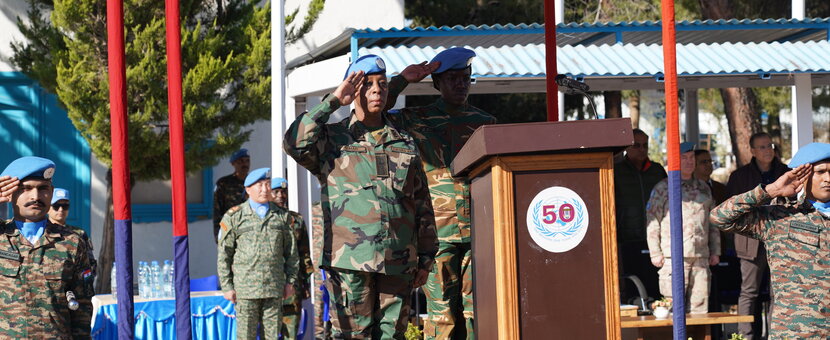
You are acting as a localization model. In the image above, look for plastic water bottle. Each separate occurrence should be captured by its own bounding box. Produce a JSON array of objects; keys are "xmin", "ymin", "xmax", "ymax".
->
[
  {"xmin": 150, "ymin": 261, "xmax": 161, "ymax": 298},
  {"xmin": 110, "ymin": 262, "xmax": 117, "ymax": 298},
  {"xmin": 162, "ymin": 260, "xmax": 173, "ymax": 298},
  {"xmin": 138, "ymin": 261, "xmax": 147, "ymax": 298}
]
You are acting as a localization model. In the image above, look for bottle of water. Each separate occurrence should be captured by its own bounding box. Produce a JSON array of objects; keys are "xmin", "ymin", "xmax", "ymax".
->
[
  {"xmin": 150, "ymin": 261, "xmax": 161, "ymax": 298},
  {"xmin": 110, "ymin": 262, "xmax": 117, "ymax": 298},
  {"xmin": 162, "ymin": 260, "xmax": 173, "ymax": 298},
  {"xmin": 137, "ymin": 261, "xmax": 147, "ymax": 298}
]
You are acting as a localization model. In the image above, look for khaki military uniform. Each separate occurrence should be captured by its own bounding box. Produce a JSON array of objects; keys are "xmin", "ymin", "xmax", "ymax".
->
[
  {"xmin": 0, "ymin": 220, "xmax": 94, "ymax": 339},
  {"xmin": 710, "ymin": 185, "xmax": 830, "ymax": 338},
  {"xmin": 284, "ymin": 94, "xmax": 438, "ymax": 339},
  {"xmin": 213, "ymin": 174, "xmax": 246, "ymax": 242},
  {"xmin": 217, "ymin": 202, "xmax": 299, "ymax": 340},
  {"xmin": 646, "ymin": 178, "xmax": 721, "ymax": 313},
  {"xmin": 387, "ymin": 75, "xmax": 495, "ymax": 339}
]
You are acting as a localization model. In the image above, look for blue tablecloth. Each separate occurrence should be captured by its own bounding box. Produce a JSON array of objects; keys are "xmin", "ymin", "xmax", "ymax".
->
[{"xmin": 91, "ymin": 294, "xmax": 236, "ymax": 340}]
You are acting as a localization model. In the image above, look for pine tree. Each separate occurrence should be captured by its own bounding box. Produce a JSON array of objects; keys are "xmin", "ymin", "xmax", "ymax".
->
[{"xmin": 11, "ymin": 0, "xmax": 272, "ymax": 292}]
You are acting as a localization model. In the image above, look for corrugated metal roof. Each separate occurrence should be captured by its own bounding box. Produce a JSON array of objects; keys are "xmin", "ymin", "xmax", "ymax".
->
[
  {"xmin": 360, "ymin": 40, "xmax": 830, "ymax": 78},
  {"xmin": 352, "ymin": 18, "xmax": 830, "ymax": 49}
]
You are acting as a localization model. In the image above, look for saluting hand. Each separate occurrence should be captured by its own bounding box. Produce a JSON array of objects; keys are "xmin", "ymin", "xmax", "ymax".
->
[
  {"xmin": 0, "ymin": 176, "xmax": 19, "ymax": 204},
  {"xmin": 400, "ymin": 61, "xmax": 441, "ymax": 83},
  {"xmin": 766, "ymin": 164, "xmax": 811, "ymax": 198},
  {"xmin": 333, "ymin": 71, "xmax": 365, "ymax": 106}
]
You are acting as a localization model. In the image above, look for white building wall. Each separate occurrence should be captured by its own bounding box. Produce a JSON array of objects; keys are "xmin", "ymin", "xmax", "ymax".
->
[{"xmin": 0, "ymin": 1, "xmax": 29, "ymax": 72}]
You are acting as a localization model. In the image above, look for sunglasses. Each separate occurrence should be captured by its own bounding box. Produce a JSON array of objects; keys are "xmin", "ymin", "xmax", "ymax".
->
[{"xmin": 51, "ymin": 203, "xmax": 70, "ymax": 211}]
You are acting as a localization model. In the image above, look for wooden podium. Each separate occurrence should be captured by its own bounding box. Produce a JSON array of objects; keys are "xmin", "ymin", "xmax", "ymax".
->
[{"xmin": 452, "ymin": 118, "xmax": 633, "ymax": 339}]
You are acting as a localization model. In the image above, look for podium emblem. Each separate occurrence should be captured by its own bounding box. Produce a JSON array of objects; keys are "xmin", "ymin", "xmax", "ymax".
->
[{"xmin": 526, "ymin": 186, "xmax": 589, "ymax": 253}]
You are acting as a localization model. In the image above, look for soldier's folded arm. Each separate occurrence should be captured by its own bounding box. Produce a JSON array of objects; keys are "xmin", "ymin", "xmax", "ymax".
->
[
  {"xmin": 70, "ymin": 237, "xmax": 94, "ymax": 338},
  {"xmin": 216, "ymin": 214, "xmax": 237, "ymax": 293},
  {"xmin": 709, "ymin": 184, "xmax": 774, "ymax": 241},
  {"xmin": 283, "ymin": 94, "xmax": 342, "ymax": 175}
]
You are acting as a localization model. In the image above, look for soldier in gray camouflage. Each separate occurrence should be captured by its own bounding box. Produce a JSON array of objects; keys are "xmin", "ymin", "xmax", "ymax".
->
[
  {"xmin": 284, "ymin": 54, "xmax": 438, "ymax": 339},
  {"xmin": 646, "ymin": 142, "xmax": 720, "ymax": 313},
  {"xmin": 710, "ymin": 142, "xmax": 830, "ymax": 339},
  {"xmin": 0, "ymin": 157, "xmax": 94, "ymax": 339},
  {"xmin": 213, "ymin": 149, "xmax": 250, "ymax": 243},
  {"xmin": 217, "ymin": 168, "xmax": 299, "ymax": 340},
  {"xmin": 271, "ymin": 177, "xmax": 313, "ymax": 340}
]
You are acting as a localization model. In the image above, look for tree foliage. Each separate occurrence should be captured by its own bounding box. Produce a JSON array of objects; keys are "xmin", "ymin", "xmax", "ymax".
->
[{"xmin": 11, "ymin": 0, "xmax": 272, "ymax": 181}]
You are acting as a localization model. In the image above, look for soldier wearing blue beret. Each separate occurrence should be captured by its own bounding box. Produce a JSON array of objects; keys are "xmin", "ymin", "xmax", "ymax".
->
[
  {"xmin": 0, "ymin": 156, "xmax": 94, "ymax": 338},
  {"xmin": 383, "ymin": 47, "xmax": 497, "ymax": 339},
  {"xmin": 49, "ymin": 187, "xmax": 98, "ymax": 285},
  {"xmin": 284, "ymin": 54, "xmax": 438, "ymax": 339},
  {"xmin": 217, "ymin": 168, "xmax": 300, "ymax": 340},
  {"xmin": 711, "ymin": 143, "xmax": 830, "ymax": 338},
  {"xmin": 268, "ymin": 177, "xmax": 313, "ymax": 340},
  {"xmin": 213, "ymin": 148, "xmax": 251, "ymax": 243}
]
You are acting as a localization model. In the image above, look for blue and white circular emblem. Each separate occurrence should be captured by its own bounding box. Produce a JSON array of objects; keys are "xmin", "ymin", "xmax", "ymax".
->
[{"xmin": 526, "ymin": 186, "xmax": 589, "ymax": 253}]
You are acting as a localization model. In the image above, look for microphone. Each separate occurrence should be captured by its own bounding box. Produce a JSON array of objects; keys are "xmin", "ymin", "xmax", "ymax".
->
[
  {"xmin": 66, "ymin": 291, "xmax": 79, "ymax": 311},
  {"xmin": 555, "ymin": 75, "xmax": 590, "ymax": 94}
]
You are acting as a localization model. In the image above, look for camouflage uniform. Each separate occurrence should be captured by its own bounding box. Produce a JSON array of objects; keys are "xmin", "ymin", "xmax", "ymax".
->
[
  {"xmin": 646, "ymin": 178, "xmax": 721, "ymax": 313},
  {"xmin": 710, "ymin": 185, "xmax": 830, "ymax": 338},
  {"xmin": 280, "ymin": 210, "xmax": 313, "ymax": 339},
  {"xmin": 283, "ymin": 94, "xmax": 438, "ymax": 339},
  {"xmin": 62, "ymin": 224, "xmax": 97, "ymax": 281},
  {"xmin": 310, "ymin": 202, "xmax": 332, "ymax": 339},
  {"xmin": 213, "ymin": 174, "xmax": 246, "ymax": 242},
  {"xmin": 217, "ymin": 202, "xmax": 299, "ymax": 340},
  {"xmin": 0, "ymin": 220, "xmax": 94, "ymax": 339},
  {"xmin": 387, "ymin": 75, "xmax": 496, "ymax": 339}
]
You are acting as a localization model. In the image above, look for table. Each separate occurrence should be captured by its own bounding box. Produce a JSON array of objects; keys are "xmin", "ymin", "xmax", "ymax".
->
[
  {"xmin": 91, "ymin": 291, "xmax": 236, "ymax": 339},
  {"xmin": 621, "ymin": 312, "xmax": 753, "ymax": 340}
]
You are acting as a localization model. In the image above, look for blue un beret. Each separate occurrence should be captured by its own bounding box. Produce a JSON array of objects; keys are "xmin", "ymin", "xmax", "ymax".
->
[
  {"xmin": 52, "ymin": 188, "xmax": 70, "ymax": 205},
  {"xmin": 680, "ymin": 142, "xmax": 696, "ymax": 154},
  {"xmin": 788, "ymin": 142, "xmax": 830, "ymax": 168},
  {"xmin": 1, "ymin": 156, "xmax": 56, "ymax": 181},
  {"xmin": 244, "ymin": 168, "xmax": 271, "ymax": 187},
  {"xmin": 344, "ymin": 55, "xmax": 386, "ymax": 80},
  {"xmin": 271, "ymin": 177, "xmax": 287, "ymax": 190},
  {"xmin": 431, "ymin": 47, "xmax": 476, "ymax": 74},
  {"xmin": 230, "ymin": 149, "xmax": 249, "ymax": 163}
]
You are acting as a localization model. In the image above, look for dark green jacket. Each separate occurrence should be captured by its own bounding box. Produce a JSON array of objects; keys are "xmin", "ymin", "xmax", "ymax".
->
[{"xmin": 614, "ymin": 157, "xmax": 667, "ymax": 243}]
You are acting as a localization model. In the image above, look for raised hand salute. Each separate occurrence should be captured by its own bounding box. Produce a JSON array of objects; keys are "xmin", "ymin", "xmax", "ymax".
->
[
  {"xmin": 765, "ymin": 163, "xmax": 811, "ymax": 198},
  {"xmin": 399, "ymin": 61, "xmax": 441, "ymax": 83},
  {"xmin": 333, "ymin": 70, "xmax": 365, "ymax": 106},
  {"xmin": 0, "ymin": 175, "xmax": 19, "ymax": 204}
]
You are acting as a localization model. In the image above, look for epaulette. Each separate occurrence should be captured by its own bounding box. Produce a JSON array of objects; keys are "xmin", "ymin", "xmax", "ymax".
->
[{"xmin": 227, "ymin": 205, "xmax": 242, "ymax": 215}]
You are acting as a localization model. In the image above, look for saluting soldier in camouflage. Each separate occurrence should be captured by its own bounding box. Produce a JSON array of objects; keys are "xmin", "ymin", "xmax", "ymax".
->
[
  {"xmin": 271, "ymin": 177, "xmax": 313, "ymax": 340},
  {"xmin": 49, "ymin": 188, "xmax": 97, "ymax": 281},
  {"xmin": 0, "ymin": 157, "xmax": 95, "ymax": 339},
  {"xmin": 284, "ymin": 54, "xmax": 438, "ymax": 339},
  {"xmin": 647, "ymin": 143, "xmax": 721, "ymax": 313},
  {"xmin": 218, "ymin": 168, "xmax": 299, "ymax": 340},
  {"xmin": 213, "ymin": 149, "xmax": 250, "ymax": 243},
  {"xmin": 310, "ymin": 201, "xmax": 332, "ymax": 339},
  {"xmin": 710, "ymin": 142, "xmax": 830, "ymax": 339},
  {"xmin": 386, "ymin": 47, "xmax": 496, "ymax": 339}
]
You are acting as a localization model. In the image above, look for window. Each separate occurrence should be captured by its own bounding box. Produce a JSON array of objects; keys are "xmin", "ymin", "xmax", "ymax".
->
[{"xmin": 131, "ymin": 168, "xmax": 213, "ymax": 223}]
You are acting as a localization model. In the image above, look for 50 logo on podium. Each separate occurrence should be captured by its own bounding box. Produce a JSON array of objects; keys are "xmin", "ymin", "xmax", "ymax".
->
[{"xmin": 526, "ymin": 186, "xmax": 590, "ymax": 253}]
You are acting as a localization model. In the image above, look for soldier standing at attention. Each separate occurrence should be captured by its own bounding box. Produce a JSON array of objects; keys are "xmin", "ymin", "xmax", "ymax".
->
[
  {"xmin": 213, "ymin": 148, "xmax": 251, "ymax": 243},
  {"xmin": 711, "ymin": 142, "xmax": 830, "ymax": 338},
  {"xmin": 284, "ymin": 54, "xmax": 438, "ymax": 339},
  {"xmin": 271, "ymin": 177, "xmax": 313, "ymax": 339},
  {"xmin": 217, "ymin": 168, "xmax": 299, "ymax": 340},
  {"xmin": 0, "ymin": 157, "xmax": 94, "ymax": 338},
  {"xmin": 725, "ymin": 132, "xmax": 788, "ymax": 340},
  {"xmin": 308, "ymin": 201, "xmax": 332, "ymax": 340},
  {"xmin": 386, "ymin": 47, "xmax": 496, "ymax": 339},
  {"xmin": 647, "ymin": 142, "xmax": 721, "ymax": 313},
  {"xmin": 49, "ymin": 188, "xmax": 97, "ymax": 284}
]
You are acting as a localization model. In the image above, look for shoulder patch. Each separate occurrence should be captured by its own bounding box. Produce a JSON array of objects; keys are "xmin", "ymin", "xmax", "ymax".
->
[{"xmin": 220, "ymin": 221, "xmax": 230, "ymax": 232}]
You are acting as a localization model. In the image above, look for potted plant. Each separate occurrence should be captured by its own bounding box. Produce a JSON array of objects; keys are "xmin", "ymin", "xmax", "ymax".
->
[{"xmin": 651, "ymin": 297, "xmax": 672, "ymax": 319}]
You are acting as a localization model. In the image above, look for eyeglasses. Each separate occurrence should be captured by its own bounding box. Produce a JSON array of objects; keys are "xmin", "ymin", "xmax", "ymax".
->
[
  {"xmin": 752, "ymin": 143, "xmax": 775, "ymax": 151},
  {"xmin": 51, "ymin": 203, "xmax": 70, "ymax": 211}
]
